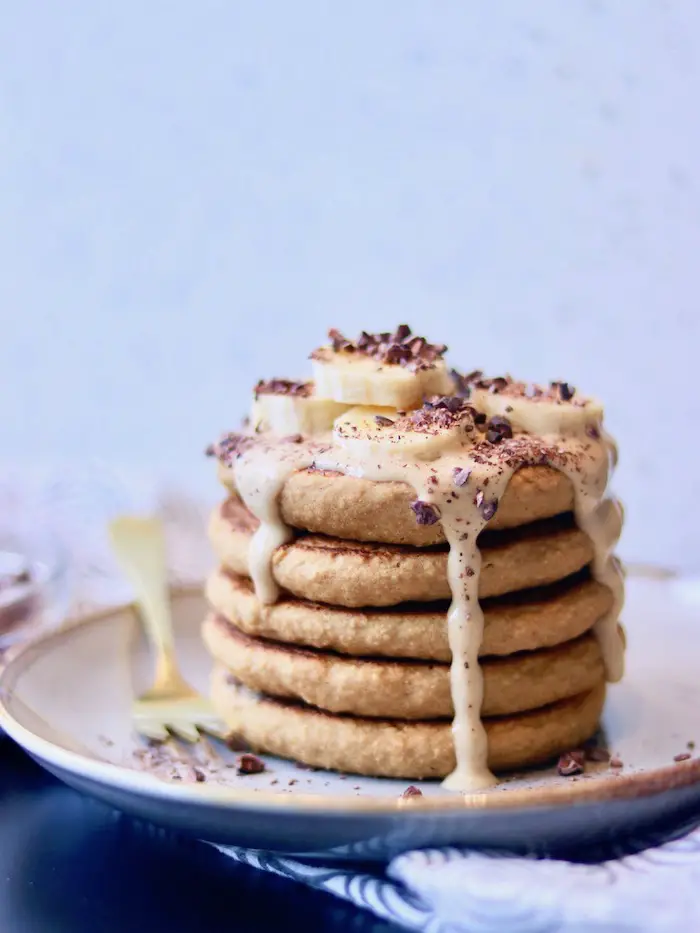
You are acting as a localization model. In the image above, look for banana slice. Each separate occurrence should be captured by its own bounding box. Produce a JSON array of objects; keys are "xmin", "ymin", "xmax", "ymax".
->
[
  {"xmin": 333, "ymin": 399, "xmax": 475, "ymax": 461},
  {"xmin": 470, "ymin": 378, "xmax": 603, "ymax": 436},
  {"xmin": 251, "ymin": 379, "xmax": 349, "ymax": 436},
  {"xmin": 311, "ymin": 326, "xmax": 453, "ymax": 408}
]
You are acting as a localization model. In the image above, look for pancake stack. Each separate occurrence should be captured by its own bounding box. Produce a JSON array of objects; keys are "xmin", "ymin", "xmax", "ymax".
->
[{"xmin": 203, "ymin": 326, "xmax": 624, "ymax": 787}]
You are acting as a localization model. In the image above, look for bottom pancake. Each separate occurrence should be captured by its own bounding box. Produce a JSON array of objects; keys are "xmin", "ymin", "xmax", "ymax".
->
[{"xmin": 211, "ymin": 666, "xmax": 605, "ymax": 779}]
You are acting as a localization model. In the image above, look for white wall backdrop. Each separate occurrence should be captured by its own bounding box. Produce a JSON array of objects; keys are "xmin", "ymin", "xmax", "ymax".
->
[{"xmin": 0, "ymin": 1, "xmax": 698, "ymax": 569}]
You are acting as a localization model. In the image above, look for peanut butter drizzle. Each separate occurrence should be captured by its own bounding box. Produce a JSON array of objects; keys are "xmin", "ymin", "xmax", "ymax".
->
[
  {"xmin": 231, "ymin": 418, "xmax": 624, "ymax": 792},
  {"xmin": 234, "ymin": 441, "xmax": 314, "ymax": 605}
]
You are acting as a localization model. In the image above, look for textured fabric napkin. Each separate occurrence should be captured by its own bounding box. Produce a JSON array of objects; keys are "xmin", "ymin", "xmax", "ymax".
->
[
  {"xmin": 217, "ymin": 825, "xmax": 700, "ymax": 932},
  {"xmin": 2, "ymin": 464, "xmax": 699, "ymax": 933}
]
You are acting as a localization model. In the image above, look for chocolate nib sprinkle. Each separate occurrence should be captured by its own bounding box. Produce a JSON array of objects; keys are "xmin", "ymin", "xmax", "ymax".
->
[
  {"xmin": 451, "ymin": 369, "xmax": 485, "ymax": 392},
  {"xmin": 384, "ymin": 343, "xmax": 413, "ymax": 364},
  {"xmin": 551, "ymin": 381, "xmax": 576, "ymax": 401},
  {"xmin": 374, "ymin": 415, "xmax": 395, "ymax": 427},
  {"xmin": 557, "ymin": 751, "xmax": 585, "ymax": 776},
  {"xmin": 236, "ymin": 753, "xmax": 266, "ymax": 775},
  {"xmin": 450, "ymin": 369, "xmax": 471, "ymax": 398},
  {"xmin": 452, "ymin": 467, "xmax": 471, "ymax": 487},
  {"xmin": 410, "ymin": 500, "xmax": 441, "ymax": 525},
  {"xmin": 328, "ymin": 328, "xmax": 354, "ymax": 352},
  {"xmin": 485, "ymin": 416, "xmax": 513, "ymax": 444},
  {"xmin": 426, "ymin": 395, "xmax": 462, "ymax": 413},
  {"xmin": 480, "ymin": 499, "xmax": 499, "ymax": 521},
  {"xmin": 423, "ymin": 395, "xmax": 468, "ymax": 414},
  {"xmin": 400, "ymin": 785, "xmax": 423, "ymax": 798},
  {"xmin": 488, "ymin": 376, "xmax": 509, "ymax": 394},
  {"xmin": 674, "ymin": 752, "xmax": 692, "ymax": 762}
]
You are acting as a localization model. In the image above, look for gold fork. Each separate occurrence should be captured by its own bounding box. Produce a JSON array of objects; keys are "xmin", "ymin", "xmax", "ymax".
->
[{"xmin": 109, "ymin": 515, "xmax": 226, "ymax": 743}]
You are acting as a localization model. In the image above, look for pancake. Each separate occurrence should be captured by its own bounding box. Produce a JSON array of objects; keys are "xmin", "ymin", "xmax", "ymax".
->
[
  {"xmin": 211, "ymin": 666, "xmax": 606, "ymax": 778},
  {"xmin": 209, "ymin": 499, "xmax": 597, "ymax": 607},
  {"xmin": 206, "ymin": 568, "xmax": 613, "ymax": 661},
  {"xmin": 218, "ymin": 460, "xmax": 576, "ymax": 546},
  {"xmin": 202, "ymin": 615, "xmax": 604, "ymax": 719}
]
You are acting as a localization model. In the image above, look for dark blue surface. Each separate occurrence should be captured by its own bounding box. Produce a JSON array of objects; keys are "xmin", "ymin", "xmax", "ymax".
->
[{"xmin": 0, "ymin": 740, "xmax": 399, "ymax": 933}]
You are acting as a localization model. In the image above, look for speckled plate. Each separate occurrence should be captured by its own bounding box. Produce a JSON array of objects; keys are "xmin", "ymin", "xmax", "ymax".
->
[{"xmin": 1, "ymin": 574, "xmax": 700, "ymax": 860}]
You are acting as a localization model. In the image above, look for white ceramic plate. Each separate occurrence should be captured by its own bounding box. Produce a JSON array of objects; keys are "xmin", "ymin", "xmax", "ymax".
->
[{"xmin": 1, "ymin": 575, "xmax": 700, "ymax": 860}]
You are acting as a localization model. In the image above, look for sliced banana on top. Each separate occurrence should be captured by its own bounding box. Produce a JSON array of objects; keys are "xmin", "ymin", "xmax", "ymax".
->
[
  {"xmin": 251, "ymin": 379, "xmax": 350, "ymax": 436},
  {"xmin": 311, "ymin": 325, "xmax": 454, "ymax": 409},
  {"xmin": 333, "ymin": 398, "xmax": 476, "ymax": 462},
  {"xmin": 468, "ymin": 377, "xmax": 603, "ymax": 437}
]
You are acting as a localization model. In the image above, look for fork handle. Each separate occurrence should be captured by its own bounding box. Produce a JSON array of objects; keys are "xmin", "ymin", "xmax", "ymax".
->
[
  {"xmin": 135, "ymin": 572, "xmax": 181, "ymax": 684},
  {"xmin": 110, "ymin": 518, "xmax": 183, "ymax": 685}
]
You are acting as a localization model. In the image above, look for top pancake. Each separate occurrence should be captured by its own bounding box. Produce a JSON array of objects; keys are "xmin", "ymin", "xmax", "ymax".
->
[{"xmin": 218, "ymin": 460, "xmax": 574, "ymax": 546}]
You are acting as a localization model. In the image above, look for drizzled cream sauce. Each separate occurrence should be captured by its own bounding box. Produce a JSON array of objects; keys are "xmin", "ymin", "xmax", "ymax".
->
[{"xmin": 231, "ymin": 419, "xmax": 624, "ymax": 792}]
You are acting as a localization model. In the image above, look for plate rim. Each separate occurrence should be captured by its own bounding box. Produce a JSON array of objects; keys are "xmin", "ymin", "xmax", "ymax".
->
[{"xmin": 2, "ymin": 576, "xmax": 700, "ymax": 815}]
